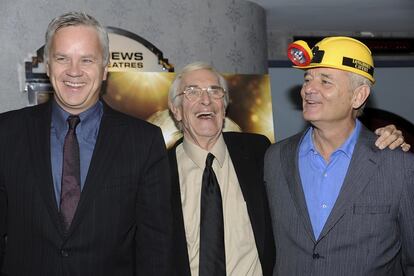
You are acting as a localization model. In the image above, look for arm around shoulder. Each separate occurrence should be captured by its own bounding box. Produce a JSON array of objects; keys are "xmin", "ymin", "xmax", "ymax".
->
[{"xmin": 0, "ymin": 175, "xmax": 6, "ymax": 271}]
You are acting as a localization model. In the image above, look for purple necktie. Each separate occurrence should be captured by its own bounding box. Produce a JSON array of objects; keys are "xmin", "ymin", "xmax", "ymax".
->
[
  {"xmin": 199, "ymin": 153, "xmax": 226, "ymax": 276},
  {"xmin": 60, "ymin": 115, "xmax": 81, "ymax": 231}
]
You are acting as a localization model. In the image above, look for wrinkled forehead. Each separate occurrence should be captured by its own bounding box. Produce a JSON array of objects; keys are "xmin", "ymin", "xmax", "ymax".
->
[
  {"xmin": 180, "ymin": 69, "xmax": 220, "ymax": 89},
  {"xmin": 305, "ymin": 67, "xmax": 349, "ymax": 80},
  {"xmin": 51, "ymin": 25, "xmax": 102, "ymax": 53}
]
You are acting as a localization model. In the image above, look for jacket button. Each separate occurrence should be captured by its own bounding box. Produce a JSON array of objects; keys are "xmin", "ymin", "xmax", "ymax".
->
[
  {"xmin": 61, "ymin": 249, "xmax": 69, "ymax": 257},
  {"xmin": 312, "ymin": 253, "xmax": 320, "ymax": 259}
]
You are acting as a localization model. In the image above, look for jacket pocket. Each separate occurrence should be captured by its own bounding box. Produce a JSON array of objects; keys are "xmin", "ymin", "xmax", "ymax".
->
[{"xmin": 353, "ymin": 204, "xmax": 391, "ymax": 214}]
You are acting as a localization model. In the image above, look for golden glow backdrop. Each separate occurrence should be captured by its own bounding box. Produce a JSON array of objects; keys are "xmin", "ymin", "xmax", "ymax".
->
[{"xmin": 103, "ymin": 72, "xmax": 275, "ymax": 148}]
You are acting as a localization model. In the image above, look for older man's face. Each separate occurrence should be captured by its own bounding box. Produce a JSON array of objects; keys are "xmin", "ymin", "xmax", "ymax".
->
[
  {"xmin": 300, "ymin": 67, "xmax": 358, "ymax": 127},
  {"xmin": 172, "ymin": 69, "xmax": 226, "ymax": 147}
]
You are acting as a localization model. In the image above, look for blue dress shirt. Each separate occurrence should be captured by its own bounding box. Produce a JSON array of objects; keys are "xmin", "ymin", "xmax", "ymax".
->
[
  {"xmin": 298, "ymin": 120, "xmax": 361, "ymax": 239},
  {"xmin": 50, "ymin": 100, "xmax": 103, "ymax": 208}
]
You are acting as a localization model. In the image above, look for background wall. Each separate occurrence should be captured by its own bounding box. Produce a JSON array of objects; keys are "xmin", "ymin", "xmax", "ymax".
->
[
  {"xmin": 267, "ymin": 30, "xmax": 414, "ymax": 60},
  {"xmin": 1, "ymin": 0, "xmax": 412, "ymax": 142},
  {"xmin": 269, "ymin": 66, "xmax": 414, "ymax": 141},
  {"xmin": 0, "ymin": 0, "xmax": 267, "ymax": 113}
]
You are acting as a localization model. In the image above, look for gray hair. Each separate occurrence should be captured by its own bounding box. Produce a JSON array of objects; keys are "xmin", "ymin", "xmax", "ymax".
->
[
  {"xmin": 168, "ymin": 61, "xmax": 230, "ymax": 108},
  {"xmin": 348, "ymin": 72, "xmax": 373, "ymax": 117},
  {"xmin": 43, "ymin": 11, "xmax": 109, "ymax": 66}
]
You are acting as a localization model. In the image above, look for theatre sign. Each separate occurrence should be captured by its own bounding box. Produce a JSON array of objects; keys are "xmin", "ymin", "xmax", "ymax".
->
[{"xmin": 106, "ymin": 27, "xmax": 173, "ymax": 72}]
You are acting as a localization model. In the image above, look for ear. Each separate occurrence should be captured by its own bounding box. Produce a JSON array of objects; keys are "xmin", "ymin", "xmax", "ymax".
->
[
  {"xmin": 168, "ymin": 100, "xmax": 182, "ymax": 122},
  {"xmin": 102, "ymin": 65, "xmax": 108, "ymax": 81},
  {"xmin": 352, "ymin": 85, "xmax": 370, "ymax": 109},
  {"xmin": 46, "ymin": 62, "xmax": 50, "ymax": 77}
]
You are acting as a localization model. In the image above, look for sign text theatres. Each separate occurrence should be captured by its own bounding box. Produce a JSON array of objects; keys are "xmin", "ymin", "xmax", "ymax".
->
[{"xmin": 109, "ymin": 52, "xmax": 143, "ymax": 69}]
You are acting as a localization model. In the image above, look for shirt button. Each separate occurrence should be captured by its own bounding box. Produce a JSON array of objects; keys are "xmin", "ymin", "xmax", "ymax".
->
[
  {"xmin": 324, "ymin": 173, "xmax": 328, "ymax": 177},
  {"xmin": 61, "ymin": 249, "xmax": 69, "ymax": 257},
  {"xmin": 313, "ymin": 253, "xmax": 320, "ymax": 259},
  {"xmin": 322, "ymin": 204, "xmax": 328, "ymax": 209}
]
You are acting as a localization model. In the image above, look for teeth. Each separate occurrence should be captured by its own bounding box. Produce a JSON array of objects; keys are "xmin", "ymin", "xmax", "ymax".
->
[
  {"xmin": 64, "ymin": 81, "xmax": 85, "ymax": 88},
  {"xmin": 196, "ymin": 111, "xmax": 214, "ymax": 118}
]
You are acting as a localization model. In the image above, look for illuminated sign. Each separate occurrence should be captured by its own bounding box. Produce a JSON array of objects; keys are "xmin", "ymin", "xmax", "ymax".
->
[{"xmin": 107, "ymin": 27, "xmax": 173, "ymax": 72}]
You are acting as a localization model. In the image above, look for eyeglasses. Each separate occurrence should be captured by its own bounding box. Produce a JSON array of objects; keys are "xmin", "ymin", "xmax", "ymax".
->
[{"xmin": 176, "ymin": 85, "xmax": 226, "ymax": 102}]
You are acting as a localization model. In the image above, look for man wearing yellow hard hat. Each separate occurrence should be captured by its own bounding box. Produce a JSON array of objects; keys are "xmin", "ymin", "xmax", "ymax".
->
[{"xmin": 264, "ymin": 36, "xmax": 414, "ymax": 275}]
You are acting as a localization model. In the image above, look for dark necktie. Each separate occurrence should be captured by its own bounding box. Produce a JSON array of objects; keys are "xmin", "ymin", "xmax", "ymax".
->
[
  {"xmin": 60, "ymin": 115, "xmax": 81, "ymax": 231},
  {"xmin": 199, "ymin": 153, "xmax": 226, "ymax": 276}
]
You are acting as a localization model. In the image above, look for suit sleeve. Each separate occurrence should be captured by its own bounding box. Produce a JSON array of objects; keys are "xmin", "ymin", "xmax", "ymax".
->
[
  {"xmin": 0, "ymin": 171, "xmax": 6, "ymax": 271},
  {"xmin": 135, "ymin": 127, "xmax": 173, "ymax": 275},
  {"xmin": 400, "ymin": 154, "xmax": 414, "ymax": 275}
]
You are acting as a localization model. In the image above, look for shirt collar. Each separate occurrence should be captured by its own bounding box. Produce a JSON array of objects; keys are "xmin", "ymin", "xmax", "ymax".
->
[
  {"xmin": 51, "ymin": 100, "xmax": 103, "ymax": 141},
  {"xmin": 299, "ymin": 128, "xmax": 314, "ymax": 157},
  {"xmin": 182, "ymin": 134, "xmax": 226, "ymax": 169},
  {"xmin": 300, "ymin": 120, "xmax": 362, "ymax": 159},
  {"xmin": 339, "ymin": 119, "xmax": 361, "ymax": 158}
]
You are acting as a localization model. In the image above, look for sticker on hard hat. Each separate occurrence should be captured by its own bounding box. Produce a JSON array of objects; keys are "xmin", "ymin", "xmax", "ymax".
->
[
  {"xmin": 310, "ymin": 47, "xmax": 324, "ymax": 64},
  {"xmin": 342, "ymin": 57, "xmax": 374, "ymax": 76}
]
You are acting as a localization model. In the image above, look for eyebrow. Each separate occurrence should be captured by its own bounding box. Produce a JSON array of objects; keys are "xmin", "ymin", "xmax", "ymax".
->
[
  {"xmin": 53, "ymin": 53, "xmax": 67, "ymax": 57},
  {"xmin": 53, "ymin": 52, "xmax": 97, "ymax": 59},
  {"xmin": 320, "ymin": 73, "xmax": 333, "ymax": 79}
]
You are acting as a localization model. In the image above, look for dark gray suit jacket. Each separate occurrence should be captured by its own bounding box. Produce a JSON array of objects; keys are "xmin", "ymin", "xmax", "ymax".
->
[
  {"xmin": 264, "ymin": 126, "xmax": 414, "ymax": 276},
  {"xmin": 0, "ymin": 101, "xmax": 173, "ymax": 276}
]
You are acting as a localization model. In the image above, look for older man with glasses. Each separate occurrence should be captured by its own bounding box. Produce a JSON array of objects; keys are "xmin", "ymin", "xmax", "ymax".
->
[{"xmin": 167, "ymin": 61, "xmax": 275, "ymax": 276}]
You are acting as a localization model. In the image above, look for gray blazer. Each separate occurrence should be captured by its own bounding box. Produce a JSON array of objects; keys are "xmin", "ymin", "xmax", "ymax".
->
[{"xmin": 264, "ymin": 126, "xmax": 414, "ymax": 276}]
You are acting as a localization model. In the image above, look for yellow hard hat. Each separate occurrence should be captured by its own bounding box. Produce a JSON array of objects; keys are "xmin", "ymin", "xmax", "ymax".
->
[{"xmin": 287, "ymin": 36, "xmax": 375, "ymax": 83}]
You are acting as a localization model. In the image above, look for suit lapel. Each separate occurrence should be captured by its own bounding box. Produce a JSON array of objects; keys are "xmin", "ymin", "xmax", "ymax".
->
[
  {"xmin": 281, "ymin": 132, "xmax": 316, "ymax": 242},
  {"xmin": 168, "ymin": 138, "xmax": 191, "ymax": 276},
  {"xmin": 28, "ymin": 102, "xmax": 63, "ymax": 233},
  {"xmin": 319, "ymin": 127, "xmax": 380, "ymax": 239},
  {"xmin": 67, "ymin": 103, "xmax": 127, "ymax": 235},
  {"xmin": 223, "ymin": 133, "xmax": 267, "ymax": 257}
]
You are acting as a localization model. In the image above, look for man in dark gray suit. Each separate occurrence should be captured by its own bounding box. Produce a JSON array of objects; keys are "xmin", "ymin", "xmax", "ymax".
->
[
  {"xmin": 264, "ymin": 36, "xmax": 414, "ymax": 276},
  {"xmin": 0, "ymin": 12, "xmax": 172, "ymax": 276}
]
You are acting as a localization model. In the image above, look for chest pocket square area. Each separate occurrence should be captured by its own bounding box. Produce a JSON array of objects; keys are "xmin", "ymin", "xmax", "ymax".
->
[{"xmin": 353, "ymin": 204, "xmax": 391, "ymax": 215}]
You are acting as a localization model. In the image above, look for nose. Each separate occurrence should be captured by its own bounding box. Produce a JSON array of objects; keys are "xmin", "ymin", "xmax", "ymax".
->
[
  {"xmin": 199, "ymin": 89, "xmax": 212, "ymax": 105},
  {"xmin": 66, "ymin": 60, "xmax": 82, "ymax": 77},
  {"xmin": 303, "ymin": 79, "xmax": 318, "ymax": 95}
]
